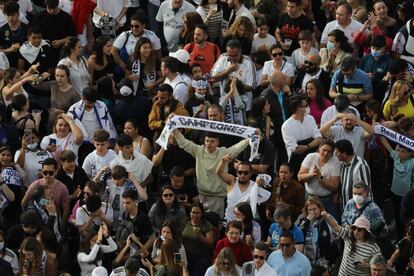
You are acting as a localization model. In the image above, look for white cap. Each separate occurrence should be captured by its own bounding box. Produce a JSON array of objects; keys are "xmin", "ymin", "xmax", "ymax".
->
[
  {"xmin": 91, "ymin": 266, "xmax": 108, "ymax": 276},
  {"xmin": 169, "ymin": 49, "xmax": 190, "ymax": 64},
  {"xmin": 119, "ymin": 85, "xmax": 133, "ymax": 96}
]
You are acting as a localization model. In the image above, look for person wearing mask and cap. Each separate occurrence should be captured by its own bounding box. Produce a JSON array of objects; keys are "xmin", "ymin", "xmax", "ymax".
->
[
  {"xmin": 320, "ymin": 93, "xmax": 360, "ymax": 126},
  {"xmin": 113, "ymin": 78, "xmax": 151, "ymax": 136},
  {"xmin": 185, "ymin": 78, "xmax": 215, "ymax": 118}
]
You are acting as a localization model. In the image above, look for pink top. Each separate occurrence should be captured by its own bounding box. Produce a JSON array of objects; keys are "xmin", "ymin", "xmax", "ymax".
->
[
  {"xmin": 309, "ymin": 98, "xmax": 332, "ymax": 125},
  {"xmin": 26, "ymin": 179, "xmax": 70, "ymax": 215}
]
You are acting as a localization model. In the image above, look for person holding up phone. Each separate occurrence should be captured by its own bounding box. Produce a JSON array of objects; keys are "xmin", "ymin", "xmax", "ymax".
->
[
  {"xmin": 321, "ymin": 211, "xmax": 380, "ymax": 276},
  {"xmin": 40, "ymin": 113, "xmax": 84, "ymax": 163}
]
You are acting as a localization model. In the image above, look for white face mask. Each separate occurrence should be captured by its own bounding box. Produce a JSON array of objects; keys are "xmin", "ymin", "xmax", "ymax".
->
[
  {"xmin": 304, "ymin": 106, "xmax": 310, "ymax": 116},
  {"xmin": 353, "ymin": 194, "xmax": 365, "ymax": 205}
]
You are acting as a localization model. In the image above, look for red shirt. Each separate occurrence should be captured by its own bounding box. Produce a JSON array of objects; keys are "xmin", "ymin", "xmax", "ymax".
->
[
  {"xmin": 213, "ymin": 237, "xmax": 253, "ymax": 266},
  {"xmin": 184, "ymin": 42, "xmax": 221, "ymax": 74}
]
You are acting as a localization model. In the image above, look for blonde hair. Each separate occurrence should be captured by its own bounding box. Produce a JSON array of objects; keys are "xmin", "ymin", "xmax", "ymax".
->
[
  {"xmin": 227, "ymin": 16, "xmax": 255, "ymax": 40},
  {"xmin": 389, "ymin": 80, "xmax": 411, "ymax": 118},
  {"xmin": 302, "ymin": 196, "xmax": 325, "ymax": 217},
  {"xmin": 213, "ymin": 248, "xmax": 238, "ymax": 276}
]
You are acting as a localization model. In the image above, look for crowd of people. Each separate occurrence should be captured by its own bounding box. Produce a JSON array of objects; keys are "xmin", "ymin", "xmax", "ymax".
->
[{"xmin": 0, "ymin": 0, "xmax": 413, "ymax": 275}]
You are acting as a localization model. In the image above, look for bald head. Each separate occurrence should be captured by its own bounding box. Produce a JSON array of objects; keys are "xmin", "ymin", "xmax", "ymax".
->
[
  {"xmin": 269, "ymin": 71, "xmax": 285, "ymax": 90},
  {"xmin": 307, "ymin": 54, "xmax": 321, "ymax": 66}
]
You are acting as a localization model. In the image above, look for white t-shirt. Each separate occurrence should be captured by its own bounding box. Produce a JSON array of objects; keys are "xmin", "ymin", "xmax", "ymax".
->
[
  {"xmin": 110, "ymin": 152, "xmax": 153, "ymax": 184},
  {"xmin": 82, "ymin": 149, "xmax": 117, "ymax": 178},
  {"xmin": 252, "ymin": 33, "xmax": 277, "ymax": 54},
  {"xmin": 18, "ymin": 0, "xmax": 32, "ymax": 16},
  {"xmin": 156, "ymin": 0, "xmax": 196, "ymax": 51},
  {"xmin": 113, "ymin": 30, "xmax": 161, "ymax": 56},
  {"xmin": 211, "ymin": 53, "xmax": 256, "ymax": 110},
  {"xmin": 14, "ymin": 149, "xmax": 52, "ymax": 186},
  {"xmin": 0, "ymin": 51, "xmax": 9, "ymax": 70},
  {"xmin": 40, "ymin": 133, "xmax": 81, "ymax": 160},
  {"xmin": 92, "ymin": 0, "xmax": 131, "ymax": 27},
  {"xmin": 75, "ymin": 203, "xmax": 114, "ymax": 226},
  {"xmin": 291, "ymin": 47, "xmax": 319, "ymax": 69},
  {"xmin": 320, "ymin": 19, "xmax": 363, "ymax": 45},
  {"xmin": 59, "ymin": 0, "xmax": 73, "ymax": 14},
  {"xmin": 205, "ymin": 266, "xmax": 242, "ymax": 276},
  {"xmin": 81, "ymin": 110, "xmax": 101, "ymax": 142},
  {"xmin": 164, "ymin": 74, "xmax": 189, "ymax": 105},
  {"xmin": 57, "ymin": 57, "xmax": 89, "ymax": 95},
  {"xmin": 281, "ymin": 115, "xmax": 322, "ymax": 159},
  {"xmin": 262, "ymin": 60, "xmax": 295, "ymax": 79},
  {"xmin": 301, "ymin": 152, "xmax": 341, "ymax": 197}
]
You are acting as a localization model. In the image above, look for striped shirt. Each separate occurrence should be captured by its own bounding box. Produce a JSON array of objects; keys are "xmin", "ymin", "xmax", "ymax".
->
[
  {"xmin": 340, "ymin": 154, "xmax": 371, "ymax": 210},
  {"xmin": 337, "ymin": 227, "xmax": 380, "ymax": 276}
]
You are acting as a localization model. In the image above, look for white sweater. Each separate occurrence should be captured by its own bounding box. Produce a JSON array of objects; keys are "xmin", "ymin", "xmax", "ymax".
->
[{"xmin": 77, "ymin": 237, "xmax": 117, "ymax": 276}]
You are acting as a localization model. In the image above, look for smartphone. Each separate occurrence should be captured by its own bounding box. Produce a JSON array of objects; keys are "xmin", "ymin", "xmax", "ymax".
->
[
  {"xmin": 49, "ymin": 138, "xmax": 56, "ymax": 145},
  {"xmin": 174, "ymin": 253, "xmax": 182, "ymax": 264}
]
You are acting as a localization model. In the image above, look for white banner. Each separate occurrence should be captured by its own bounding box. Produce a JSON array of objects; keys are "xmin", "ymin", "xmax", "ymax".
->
[
  {"xmin": 156, "ymin": 116, "xmax": 260, "ymax": 161},
  {"xmin": 374, "ymin": 124, "xmax": 414, "ymax": 151}
]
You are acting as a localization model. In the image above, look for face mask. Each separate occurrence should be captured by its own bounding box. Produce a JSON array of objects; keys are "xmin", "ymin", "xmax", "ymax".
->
[
  {"xmin": 353, "ymin": 194, "xmax": 365, "ymax": 205},
  {"xmin": 194, "ymin": 92, "xmax": 205, "ymax": 99},
  {"xmin": 371, "ymin": 50, "xmax": 382, "ymax": 58},
  {"xmin": 27, "ymin": 143, "xmax": 37, "ymax": 151},
  {"xmin": 327, "ymin": 41, "xmax": 335, "ymax": 51},
  {"xmin": 0, "ymin": 241, "xmax": 4, "ymax": 251},
  {"xmin": 304, "ymin": 106, "xmax": 310, "ymax": 116}
]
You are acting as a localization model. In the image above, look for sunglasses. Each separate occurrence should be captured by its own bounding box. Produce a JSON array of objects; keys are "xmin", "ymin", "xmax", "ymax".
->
[
  {"xmin": 304, "ymin": 60, "xmax": 315, "ymax": 66},
  {"xmin": 162, "ymin": 193, "xmax": 174, "ymax": 198},
  {"xmin": 131, "ymin": 24, "xmax": 141, "ymax": 28},
  {"xmin": 42, "ymin": 170, "xmax": 55, "ymax": 176},
  {"xmin": 351, "ymin": 226, "xmax": 364, "ymax": 232},
  {"xmin": 237, "ymin": 170, "xmax": 249, "ymax": 175},
  {"xmin": 253, "ymin": 255, "xmax": 265, "ymax": 260},
  {"xmin": 222, "ymin": 261, "xmax": 230, "ymax": 266},
  {"xmin": 272, "ymin": 52, "xmax": 283, "ymax": 57}
]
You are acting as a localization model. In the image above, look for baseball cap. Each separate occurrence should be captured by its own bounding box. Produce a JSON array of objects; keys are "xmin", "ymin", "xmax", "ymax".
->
[
  {"xmin": 91, "ymin": 266, "xmax": 108, "ymax": 276},
  {"xmin": 169, "ymin": 49, "xmax": 190, "ymax": 64},
  {"xmin": 118, "ymin": 78, "xmax": 134, "ymax": 96}
]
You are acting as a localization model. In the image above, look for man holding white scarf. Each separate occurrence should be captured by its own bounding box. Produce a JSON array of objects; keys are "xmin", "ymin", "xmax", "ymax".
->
[{"xmin": 173, "ymin": 128, "xmax": 251, "ymax": 218}]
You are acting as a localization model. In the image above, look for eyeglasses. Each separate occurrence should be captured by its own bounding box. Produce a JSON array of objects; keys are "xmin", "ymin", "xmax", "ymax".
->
[
  {"xmin": 351, "ymin": 226, "xmax": 364, "ymax": 232},
  {"xmin": 42, "ymin": 170, "xmax": 55, "ymax": 176},
  {"xmin": 237, "ymin": 170, "xmax": 250, "ymax": 175},
  {"xmin": 279, "ymin": 243, "xmax": 291, "ymax": 248},
  {"xmin": 162, "ymin": 193, "xmax": 174, "ymax": 198},
  {"xmin": 304, "ymin": 60, "xmax": 315, "ymax": 66},
  {"xmin": 253, "ymin": 255, "xmax": 265, "ymax": 260},
  {"xmin": 272, "ymin": 52, "xmax": 283, "ymax": 57}
]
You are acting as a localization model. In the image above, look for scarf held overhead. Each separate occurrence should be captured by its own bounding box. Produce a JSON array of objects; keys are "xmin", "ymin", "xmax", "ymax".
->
[
  {"xmin": 374, "ymin": 124, "xmax": 414, "ymax": 151},
  {"xmin": 156, "ymin": 116, "xmax": 260, "ymax": 161}
]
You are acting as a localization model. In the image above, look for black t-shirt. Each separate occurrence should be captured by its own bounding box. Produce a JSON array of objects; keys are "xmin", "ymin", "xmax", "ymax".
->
[
  {"xmin": 0, "ymin": 23, "xmax": 28, "ymax": 67},
  {"xmin": 277, "ymin": 13, "xmax": 314, "ymax": 56},
  {"xmin": 170, "ymin": 182, "xmax": 199, "ymax": 202},
  {"xmin": 36, "ymin": 10, "xmax": 76, "ymax": 41},
  {"xmin": 237, "ymin": 138, "xmax": 275, "ymax": 176},
  {"xmin": 124, "ymin": 212, "xmax": 154, "ymax": 244}
]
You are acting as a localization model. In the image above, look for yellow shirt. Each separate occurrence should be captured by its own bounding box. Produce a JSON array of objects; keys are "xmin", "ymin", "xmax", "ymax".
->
[{"xmin": 383, "ymin": 97, "xmax": 414, "ymax": 120}]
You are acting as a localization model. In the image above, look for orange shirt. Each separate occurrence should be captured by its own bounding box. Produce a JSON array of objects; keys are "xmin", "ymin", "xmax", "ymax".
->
[{"xmin": 184, "ymin": 42, "xmax": 221, "ymax": 74}]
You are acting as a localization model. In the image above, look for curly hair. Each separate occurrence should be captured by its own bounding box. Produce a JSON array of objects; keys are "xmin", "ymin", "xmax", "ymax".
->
[
  {"xmin": 227, "ymin": 16, "xmax": 255, "ymax": 40},
  {"xmin": 213, "ymin": 247, "xmax": 238, "ymax": 276},
  {"xmin": 389, "ymin": 80, "xmax": 411, "ymax": 118}
]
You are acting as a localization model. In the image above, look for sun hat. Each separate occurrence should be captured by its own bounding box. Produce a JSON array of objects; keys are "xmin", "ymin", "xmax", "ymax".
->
[{"xmin": 352, "ymin": 217, "xmax": 371, "ymax": 233}]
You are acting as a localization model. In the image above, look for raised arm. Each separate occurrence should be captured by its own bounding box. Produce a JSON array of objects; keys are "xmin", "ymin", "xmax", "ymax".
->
[
  {"xmin": 321, "ymin": 211, "xmax": 341, "ymax": 233},
  {"xmin": 216, "ymin": 154, "xmax": 235, "ymax": 185},
  {"xmin": 320, "ymin": 113, "xmax": 344, "ymax": 138}
]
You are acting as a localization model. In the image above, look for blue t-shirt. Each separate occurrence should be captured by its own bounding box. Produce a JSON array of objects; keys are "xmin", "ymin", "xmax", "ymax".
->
[
  {"xmin": 268, "ymin": 223, "xmax": 304, "ymax": 247},
  {"xmin": 390, "ymin": 150, "xmax": 414, "ymax": 196}
]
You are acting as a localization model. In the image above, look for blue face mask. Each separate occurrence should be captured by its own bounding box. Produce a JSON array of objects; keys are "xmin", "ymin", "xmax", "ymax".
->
[
  {"xmin": 27, "ymin": 143, "xmax": 37, "ymax": 151},
  {"xmin": 327, "ymin": 41, "xmax": 335, "ymax": 51},
  {"xmin": 371, "ymin": 50, "xmax": 382, "ymax": 58}
]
